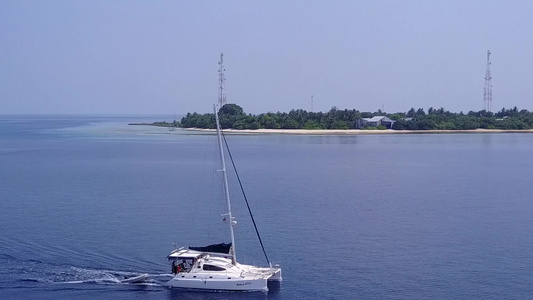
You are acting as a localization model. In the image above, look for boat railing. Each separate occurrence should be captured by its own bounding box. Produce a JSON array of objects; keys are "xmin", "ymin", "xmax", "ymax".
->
[{"xmin": 203, "ymin": 252, "xmax": 232, "ymax": 259}]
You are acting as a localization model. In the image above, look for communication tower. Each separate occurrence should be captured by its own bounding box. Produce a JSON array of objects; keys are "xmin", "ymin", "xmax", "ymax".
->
[
  {"xmin": 483, "ymin": 50, "xmax": 493, "ymax": 112},
  {"xmin": 218, "ymin": 53, "xmax": 227, "ymax": 107}
]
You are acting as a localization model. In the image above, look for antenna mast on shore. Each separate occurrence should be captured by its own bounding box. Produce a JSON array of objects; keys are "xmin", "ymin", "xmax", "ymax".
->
[
  {"xmin": 218, "ymin": 53, "xmax": 227, "ymax": 107},
  {"xmin": 483, "ymin": 50, "xmax": 493, "ymax": 112}
]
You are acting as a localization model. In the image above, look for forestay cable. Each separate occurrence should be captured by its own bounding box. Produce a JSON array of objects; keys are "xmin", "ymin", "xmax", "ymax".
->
[{"xmin": 221, "ymin": 131, "xmax": 271, "ymax": 265}]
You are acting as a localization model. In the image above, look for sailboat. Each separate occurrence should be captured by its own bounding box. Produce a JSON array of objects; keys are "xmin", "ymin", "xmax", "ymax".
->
[{"xmin": 165, "ymin": 105, "xmax": 282, "ymax": 291}]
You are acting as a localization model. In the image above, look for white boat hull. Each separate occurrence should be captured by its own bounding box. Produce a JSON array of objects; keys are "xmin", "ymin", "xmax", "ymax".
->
[
  {"xmin": 166, "ymin": 248, "xmax": 280, "ymax": 291},
  {"xmin": 166, "ymin": 275, "xmax": 267, "ymax": 291}
]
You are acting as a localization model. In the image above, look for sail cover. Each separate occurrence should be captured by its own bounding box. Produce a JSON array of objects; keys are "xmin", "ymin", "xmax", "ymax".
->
[{"xmin": 190, "ymin": 243, "xmax": 232, "ymax": 254}]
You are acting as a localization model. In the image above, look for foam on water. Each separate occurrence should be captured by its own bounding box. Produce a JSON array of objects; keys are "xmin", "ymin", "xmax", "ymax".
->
[
  {"xmin": 24, "ymin": 265, "xmax": 162, "ymax": 286},
  {"xmin": 0, "ymin": 253, "xmax": 162, "ymax": 287}
]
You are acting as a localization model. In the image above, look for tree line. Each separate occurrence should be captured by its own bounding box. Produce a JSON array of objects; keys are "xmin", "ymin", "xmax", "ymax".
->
[{"xmin": 178, "ymin": 104, "xmax": 533, "ymax": 130}]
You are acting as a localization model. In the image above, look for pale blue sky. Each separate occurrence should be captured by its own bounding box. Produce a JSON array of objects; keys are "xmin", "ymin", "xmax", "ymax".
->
[{"xmin": 1, "ymin": 1, "xmax": 532, "ymax": 114}]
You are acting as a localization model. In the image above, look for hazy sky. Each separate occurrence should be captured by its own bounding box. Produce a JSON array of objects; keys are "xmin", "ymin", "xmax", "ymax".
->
[{"xmin": 1, "ymin": 1, "xmax": 532, "ymax": 114}]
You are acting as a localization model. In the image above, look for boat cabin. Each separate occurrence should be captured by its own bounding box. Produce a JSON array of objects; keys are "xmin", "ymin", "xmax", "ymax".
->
[
  {"xmin": 167, "ymin": 244, "xmax": 233, "ymax": 274},
  {"xmin": 168, "ymin": 249, "xmax": 202, "ymax": 274}
]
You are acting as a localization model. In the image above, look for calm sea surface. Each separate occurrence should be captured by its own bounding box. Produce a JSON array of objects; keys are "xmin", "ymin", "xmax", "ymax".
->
[{"xmin": 1, "ymin": 115, "xmax": 532, "ymax": 299}]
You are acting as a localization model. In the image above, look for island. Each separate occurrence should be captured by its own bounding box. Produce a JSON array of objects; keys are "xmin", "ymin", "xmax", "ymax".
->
[{"xmin": 132, "ymin": 104, "xmax": 533, "ymax": 134}]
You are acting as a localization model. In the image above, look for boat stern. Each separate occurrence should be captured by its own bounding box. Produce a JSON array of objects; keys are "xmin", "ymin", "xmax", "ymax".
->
[{"xmin": 267, "ymin": 267, "xmax": 282, "ymax": 281}]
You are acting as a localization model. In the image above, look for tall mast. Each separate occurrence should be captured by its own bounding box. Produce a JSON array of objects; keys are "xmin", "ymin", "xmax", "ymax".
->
[
  {"xmin": 218, "ymin": 53, "xmax": 227, "ymax": 107},
  {"xmin": 483, "ymin": 50, "xmax": 493, "ymax": 112},
  {"xmin": 214, "ymin": 105, "xmax": 237, "ymax": 264}
]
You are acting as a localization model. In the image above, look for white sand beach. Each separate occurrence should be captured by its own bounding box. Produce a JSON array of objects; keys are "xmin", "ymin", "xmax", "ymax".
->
[{"xmin": 184, "ymin": 128, "xmax": 533, "ymax": 135}]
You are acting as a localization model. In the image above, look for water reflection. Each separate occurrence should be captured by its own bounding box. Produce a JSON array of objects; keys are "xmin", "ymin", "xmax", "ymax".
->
[
  {"xmin": 259, "ymin": 134, "xmax": 359, "ymax": 145},
  {"xmin": 481, "ymin": 133, "xmax": 494, "ymax": 146}
]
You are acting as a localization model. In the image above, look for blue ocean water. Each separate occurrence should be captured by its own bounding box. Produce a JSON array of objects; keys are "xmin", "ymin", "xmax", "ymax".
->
[{"xmin": 1, "ymin": 115, "xmax": 533, "ymax": 299}]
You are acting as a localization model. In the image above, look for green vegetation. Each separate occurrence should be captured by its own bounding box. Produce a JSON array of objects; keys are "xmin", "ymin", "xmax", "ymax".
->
[
  {"xmin": 181, "ymin": 104, "xmax": 361, "ymax": 130},
  {"xmin": 179, "ymin": 104, "xmax": 533, "ymax": 130},
  {"xmin": 391, "ymin": 106, "xmax": 533, "ymax": 130}
]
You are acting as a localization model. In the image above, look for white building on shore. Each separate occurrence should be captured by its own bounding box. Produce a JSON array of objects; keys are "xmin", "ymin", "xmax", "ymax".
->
[{"xmin": 356, "ymin": 116, "xmax": 396, "ymax": 129}]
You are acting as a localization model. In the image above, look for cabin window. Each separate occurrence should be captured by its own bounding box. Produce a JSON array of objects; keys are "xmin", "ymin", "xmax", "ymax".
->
[{"xmin": 202, "ymin": 264, "xmax": 226, "ymax": 271}]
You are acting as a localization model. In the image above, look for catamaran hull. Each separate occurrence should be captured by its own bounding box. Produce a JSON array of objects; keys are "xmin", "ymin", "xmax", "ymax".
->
[
  {"xmin": 267, "ymin": 269, "xmax": 282, "ymax": 281},
  {"xmin": 166, "ymin": 277, "xmax": 268, "ymax": 292}
]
